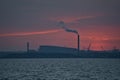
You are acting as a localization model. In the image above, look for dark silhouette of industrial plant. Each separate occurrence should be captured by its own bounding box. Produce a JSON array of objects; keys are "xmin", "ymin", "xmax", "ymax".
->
[
  {"xmin": 0, "ymin": 43, "xmax": 119, "ymax": 58},
  {"xmin": 0, "ymin": 21, "xmax": 120, "ymax": 58}
]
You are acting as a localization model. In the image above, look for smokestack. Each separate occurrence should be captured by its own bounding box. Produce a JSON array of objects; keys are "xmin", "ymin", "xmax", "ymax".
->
[
  {"xmin": 58, "ymin": 21, "xmax": 80, "ymax": 53},
  {"xmin": 78, "ymin": 34, "xmax": 80, "ymax": 53},
  {"xmin": 27, "ymin": 42, "xmax": 29, "ymax": 53}
]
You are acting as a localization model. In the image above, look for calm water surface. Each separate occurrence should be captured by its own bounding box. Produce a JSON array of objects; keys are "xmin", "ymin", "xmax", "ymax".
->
[{"xmin": 0, "ymin": 58, "xmax": 120, "ymax": 80}]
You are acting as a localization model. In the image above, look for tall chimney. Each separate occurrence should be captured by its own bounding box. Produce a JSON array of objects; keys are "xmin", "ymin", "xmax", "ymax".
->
[
  {"xmin": 77, "ymin": 34, "xmax": 80, "ymax": 53},
  {"xmin": 27, "ymin": 42, "xmax": 29, "ymax": 53}
]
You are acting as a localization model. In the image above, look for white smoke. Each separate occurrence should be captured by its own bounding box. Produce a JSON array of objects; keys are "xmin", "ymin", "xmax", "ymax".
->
[{"xmin": 58, "ymin": 21, "xmax": 78, "ymax": 35}]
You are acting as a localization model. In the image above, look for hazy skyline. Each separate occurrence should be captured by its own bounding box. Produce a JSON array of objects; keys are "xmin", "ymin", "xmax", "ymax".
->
[{"xmin": 0, "ymin": 0, "xmax": 120, "ymax": 51}]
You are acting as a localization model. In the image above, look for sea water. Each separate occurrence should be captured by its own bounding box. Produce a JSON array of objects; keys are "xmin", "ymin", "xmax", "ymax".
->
[{"xmin": 0, "ymin": 59, "xmax": 120, "ymax": 80}]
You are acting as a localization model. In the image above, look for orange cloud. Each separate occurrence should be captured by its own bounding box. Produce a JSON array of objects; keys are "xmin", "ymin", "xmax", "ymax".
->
[{"xmin": 0, "ymin": 29, "xmax": 62, "ymax": 37}]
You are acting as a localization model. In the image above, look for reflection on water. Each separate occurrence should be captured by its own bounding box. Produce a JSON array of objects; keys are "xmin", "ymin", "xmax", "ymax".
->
[{"xmin": 0, "ymin": 59, "xmax": 120, "ymax": 80}]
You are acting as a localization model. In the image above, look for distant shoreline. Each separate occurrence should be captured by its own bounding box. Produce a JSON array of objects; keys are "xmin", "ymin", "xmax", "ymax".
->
[{"xmin": 0, "ymin": 51, "xmax": 120, "ymax": 59}]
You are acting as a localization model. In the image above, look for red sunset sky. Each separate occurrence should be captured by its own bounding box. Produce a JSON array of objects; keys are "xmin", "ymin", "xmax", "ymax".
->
[{"xmin": 0, "ymin": 0, "xmax": 120, "ymax": 51}]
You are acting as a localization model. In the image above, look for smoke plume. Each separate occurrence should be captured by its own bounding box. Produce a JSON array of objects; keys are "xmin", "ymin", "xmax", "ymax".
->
[{"xmin": 59, "ymin": 21, "xmax": 78, "ymax": 35}]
